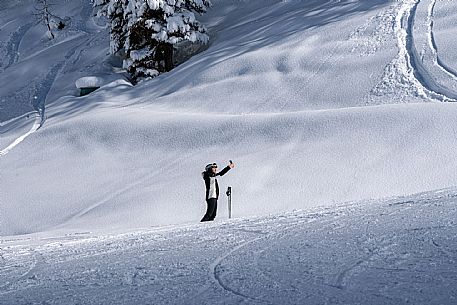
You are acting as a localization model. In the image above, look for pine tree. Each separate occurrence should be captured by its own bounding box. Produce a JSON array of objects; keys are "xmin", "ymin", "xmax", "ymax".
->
[
  {"xmin": 93, "ymin": 0, "xmax": 129, "ymax": 55},
  {"xmin": 94, "ymin": 0, "xmax": 211, "ymax": 81}
]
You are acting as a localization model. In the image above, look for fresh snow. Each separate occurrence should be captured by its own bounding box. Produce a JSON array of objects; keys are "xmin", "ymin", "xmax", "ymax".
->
[{"xmin": 1, "ymin": 0, "xmax": 457, "ymax": 303}]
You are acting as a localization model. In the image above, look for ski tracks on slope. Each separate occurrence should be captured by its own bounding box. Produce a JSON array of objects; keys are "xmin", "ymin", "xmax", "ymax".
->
[
  {"xmin": 203, "ymin": 208, "xmax": 358, "ymax": 304},
  {"xmin": 0, "ymin": 2, "xmax": 102, "ymax": 157},
  {"xmin": 425, "ymin": 0, "xmax": 457, "ymax": 82},
  {"xmin": 0, "ymin": 41, "xmax": 81, "ymax": 157},
  {"xmin": 209, "ymin": 218, "xmax": 322, "ymax": 304},
  {"xmin": 0, "ymin": 190, "xmax": 456, "ymax": 304},
  {"xmin": 210, "ymin": 234, "xmax": 268, "ymax": 303},
  {"xmin": 0, "ymin": 248, "xmax": 44, "ymax": 296},
  {"xmin": 401, "ymin": 0, "xmax": 457, "ymax": 101},
  {"xmin": 0, "ymin": 34, "xmax": 103, "ymax": 157},
  {"xmin": 0, "ymin": 22, "xmax": 34, "ymax": 72},
  {"xmin": 0, "ymin": 113, "xmax": 42, "ymax": 156},
  {"xmin": 199, "ymin": 206, "xmax": 373, "ymax": 303},
  {"xmin": 210, "ymin": 194, "xmax": 457, "ymax": 304},
  {"xmin": 373, "ymin": 0, "xmax": 457, "ymax": 103}
]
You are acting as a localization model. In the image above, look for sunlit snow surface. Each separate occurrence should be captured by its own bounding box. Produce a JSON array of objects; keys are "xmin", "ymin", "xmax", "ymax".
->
[
  {"xmin": 1, "ymin": 0, "xmax": 457, "ymax": 303},
  {"xmin": 1, "ymin": 189, "xmax": 456, "ymax": 304},
  {"xmin": 2, "ymin": 0, "xmax": 457, "ymax": 234}
]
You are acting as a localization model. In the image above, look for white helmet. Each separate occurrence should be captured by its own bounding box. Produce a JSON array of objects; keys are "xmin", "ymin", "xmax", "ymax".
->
[{"xmin": 205, "ymin": 163, "xmax": 217, "ymax": 171}]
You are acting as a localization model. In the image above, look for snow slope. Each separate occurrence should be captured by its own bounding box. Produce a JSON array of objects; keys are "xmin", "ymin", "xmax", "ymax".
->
[
  {"xmin": 1, "ymin": 0, "xmax": 457, "ymax": 237},
  {"xmin": 1, "ymin": 0, "xmax": 457, "ymax": 303},
  {"xmin": 0, "ymin": 0, "xmax": 114, "ymax": 121},
  {"xmin": 0, "ymin": 189, "xmax": 456, "ymax": 304}
]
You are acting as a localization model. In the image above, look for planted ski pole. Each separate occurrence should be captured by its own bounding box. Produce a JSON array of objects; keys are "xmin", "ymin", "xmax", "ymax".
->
[{"xmin": 226, "ymin": 186, "xmax": 232, "ymax": 219}]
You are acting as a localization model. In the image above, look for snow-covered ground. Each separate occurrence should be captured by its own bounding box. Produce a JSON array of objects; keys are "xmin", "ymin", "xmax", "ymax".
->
[
  {"xmin": 1, "ymin": 0, "xmax": 457, "ymax": 303},
  {"xmin": 2, "ymin": 0, "xmax": 457, "ymax": 234},
  {"xmin": 1, "ymin": 189, "xmax": 456, "ymax": 304}
]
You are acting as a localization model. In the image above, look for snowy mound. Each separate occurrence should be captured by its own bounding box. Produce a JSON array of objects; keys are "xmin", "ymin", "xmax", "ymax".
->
[
  {"xmin": 75, "ymin": 76, "xmax": 105, "ymax": 89},
  {"xmin": 1, "ymin": 0, "xmax": 457, "ymax": 236}
]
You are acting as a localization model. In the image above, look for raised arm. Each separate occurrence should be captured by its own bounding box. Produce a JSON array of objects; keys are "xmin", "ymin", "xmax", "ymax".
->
[{"xmin": 217, "ymin": 161, "xmax": 235, "ymax": 176}]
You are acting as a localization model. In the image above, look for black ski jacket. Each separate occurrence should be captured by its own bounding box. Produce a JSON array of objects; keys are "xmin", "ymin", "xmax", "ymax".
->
[{"xmin": 202, "ymin": 166, "xmax": 231, "ymax": 200}]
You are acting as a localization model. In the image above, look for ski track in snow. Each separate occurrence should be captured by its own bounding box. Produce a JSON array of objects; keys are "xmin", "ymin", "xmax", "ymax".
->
[
  {"xmin": 210, "ymin": 235, "xmax": 267, "ymax": 303},
  {"xmin": 0, "ymin": 113, "xmax": 41, "ymax": 156},
  {"xmin": 0, "ymin": 32, "xmax": 98, "ymax": 156},
  {"xmin": 426, "ymin": 0, "xmax": 457, "ymax": 81},
  {"xmin": 396, "ymin": 0, "xmax": 457, "ymax": 102},
  {"xmin": 0, "ymin": 15, "xmax": 44, "ymax": 157},
  {"xmin": 0, "ymin": 1, "xmax": 100, "ymax": 156},
  {"xmin": 207, "ymin": 217, "xmax": 318, "ymax": 303},
  {"xmin": 1, "ymin": 189, "xmax": 455, "ymax": 304},
  {"xmin": 0, "ymin": 22, "xmax": 33, "ymax": 72},
  {"xmin": 0, "ymin": 249, "xmax": 43, "ymax": 295},
  {"xmin": 396, "ymin": 0, "xmax": 437, "ymax": 100},
  {"xmin": 249, "ymin": 213, "xmax": 351, "ymax": 300},
  {"xmin": 0, "ymin": 44, "xmax": 74, "ymax": 157},
  {"xmin": 370, "ymin": 0, "xmax": 457, "ymax": 103}
]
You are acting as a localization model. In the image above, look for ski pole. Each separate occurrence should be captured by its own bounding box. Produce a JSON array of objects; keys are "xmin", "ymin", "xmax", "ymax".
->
[{"xmin": 226, "ymin": 186, "xmax": 232, "ymax": 219}]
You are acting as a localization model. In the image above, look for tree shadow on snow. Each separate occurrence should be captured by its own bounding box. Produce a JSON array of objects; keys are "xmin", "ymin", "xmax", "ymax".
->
[
  {"xmin": 46, "ymin": 0, "xmax": 393, "ymax": 116},
  {"xmin": 133, "ymin": 0, "xmax": 392, "ymax": 100}
]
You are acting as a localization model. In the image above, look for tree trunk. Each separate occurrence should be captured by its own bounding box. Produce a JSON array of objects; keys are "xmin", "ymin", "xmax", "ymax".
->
[
  {"xmin": 45, "ymin": 15, "xmax": 54, "ymax": 39},
  {"xmin": 163, "ymin": 43, "xmax": 173, "ymax": 72},
  {"xmin": 155, "ymin": 43, "xmax": 174, "ymax": 72}
]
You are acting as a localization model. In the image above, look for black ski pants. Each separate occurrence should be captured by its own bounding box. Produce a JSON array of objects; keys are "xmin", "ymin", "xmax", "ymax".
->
[{"xmin": 201, "ymin": 198, "xmax": 217, "ymax": 222}]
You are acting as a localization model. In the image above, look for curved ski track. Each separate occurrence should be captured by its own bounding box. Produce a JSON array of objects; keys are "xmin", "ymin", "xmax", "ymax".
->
[
  {"xmin": 206, "ymin": 208, "xmax": 355, "ymax": 304},
  {"xmin": 0, "ymin": 42, "xmax": 82, "ymax": 157},
  {"xmin": 426, "ymin": 0, "xmax": 457, "ymax": 81},
  {"xmin": 0, "ymin": 22, "xmax": 34, "ymax": 72},
  {"xmin": 205, "ymin": 194, "xmax": 456, "ymax": 304},
  {"xmin": 398, "ymin": 0, "xmax": 457, "ymax": 102}
]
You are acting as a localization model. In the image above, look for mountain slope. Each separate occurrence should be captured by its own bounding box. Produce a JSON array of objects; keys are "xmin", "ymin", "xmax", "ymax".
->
[{"xmin": 1, "ymin": 0, "xmax": 457, "ymax": 236}]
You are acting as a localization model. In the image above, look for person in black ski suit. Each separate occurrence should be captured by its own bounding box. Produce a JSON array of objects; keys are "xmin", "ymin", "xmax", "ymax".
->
[{"xmin": 201, "ymin": 161, "xmax": 234, "ymax": 222}]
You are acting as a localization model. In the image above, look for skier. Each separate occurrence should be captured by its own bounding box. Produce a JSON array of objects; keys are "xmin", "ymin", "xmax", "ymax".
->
[{"xmin": 201, "ymin": 161, "xmax": 235, "ymax": 222}]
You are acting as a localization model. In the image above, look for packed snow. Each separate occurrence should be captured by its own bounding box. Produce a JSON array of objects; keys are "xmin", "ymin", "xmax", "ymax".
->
[
  {"xmin": 1, "ymin": 189, "xmax": 456, "ymax": 304},
  {"xmin": 1, "ymin": 0, "xmax": 457, "ymax": 303}
]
